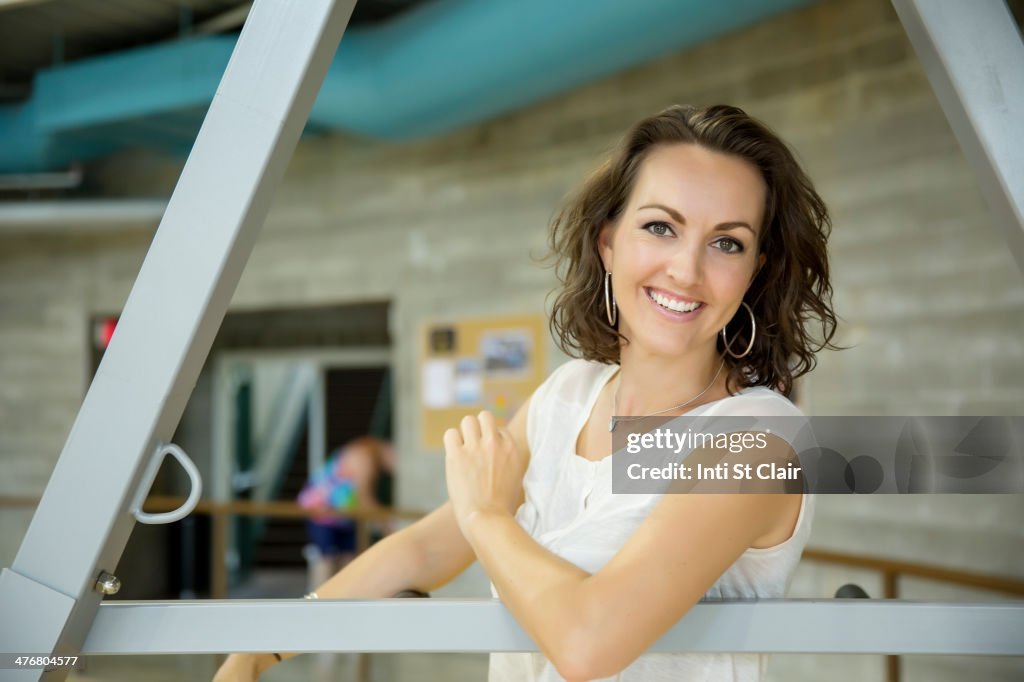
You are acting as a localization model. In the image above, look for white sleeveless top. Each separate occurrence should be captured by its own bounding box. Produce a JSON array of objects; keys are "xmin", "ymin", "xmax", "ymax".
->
[{"xmin": 488, "ymin": 359, "xmax": 816, "ymax": 682}]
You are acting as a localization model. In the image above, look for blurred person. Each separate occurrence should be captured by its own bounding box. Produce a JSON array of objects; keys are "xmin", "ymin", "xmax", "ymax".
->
[
  {"xmin": 214, "ymin": 104, "xmax": 838, "ymax": 681},
  {"xmin": 297, "ymin": 436, "xmax": 397, "ymax": 589}
]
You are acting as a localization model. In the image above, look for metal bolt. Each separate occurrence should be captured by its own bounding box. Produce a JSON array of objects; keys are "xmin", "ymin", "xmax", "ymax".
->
[{"xmin": 95, "ymin": 571, "xmax": 121, "ymax": 595}]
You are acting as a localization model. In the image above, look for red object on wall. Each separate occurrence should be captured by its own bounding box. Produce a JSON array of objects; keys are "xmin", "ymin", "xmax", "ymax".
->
[{"xmin": 96, "ymin": 317, "xmax": 118, "ymax": 349}]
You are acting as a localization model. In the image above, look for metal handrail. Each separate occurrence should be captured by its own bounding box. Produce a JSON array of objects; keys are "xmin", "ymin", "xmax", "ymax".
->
[{"xmin": 76, "ymin": 599, "xmax": 1024, "ymax": 655}]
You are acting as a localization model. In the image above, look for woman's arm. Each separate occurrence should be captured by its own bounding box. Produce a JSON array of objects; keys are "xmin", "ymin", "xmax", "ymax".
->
[
  {"xmin": 213, "ymin": 497, "xmax": 478, "ymax": 680},
  {"xmin": 465, "ymin": 491, "xmax": 788, "ymax": 681},
  {"xmin": 446, "ymin": 399, "xmax": 797, "ymax": 681}
]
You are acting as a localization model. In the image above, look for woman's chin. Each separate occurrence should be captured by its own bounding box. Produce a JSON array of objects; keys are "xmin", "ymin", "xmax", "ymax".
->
[{"xmin": 626, "ymin": 335, "xmax": 705, "ymax": 361}]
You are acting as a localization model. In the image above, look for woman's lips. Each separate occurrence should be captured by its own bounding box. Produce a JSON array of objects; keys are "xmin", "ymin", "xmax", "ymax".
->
[{"xmin": 645, "ymin": 287, "xmax": 705, "ymax": 320}]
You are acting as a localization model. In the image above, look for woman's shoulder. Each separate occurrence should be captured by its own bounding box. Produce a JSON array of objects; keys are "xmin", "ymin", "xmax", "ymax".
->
[
  {"xmin": 539, "ymin": 358, "xmax": 616, "ymax": 402},
  {"xmin": 525, "ymin": 359, "xmax": 615, "ymax": 450},
  {"xmin": 710, "ymin": 386, "xmax": 813, "ymax": 452}
]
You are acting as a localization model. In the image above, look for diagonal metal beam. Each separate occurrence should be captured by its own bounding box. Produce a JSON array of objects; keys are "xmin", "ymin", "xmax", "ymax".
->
[
  {"xmin": 0, "ymin": 1, "xmax": 355, "ymax": 680},
  {"xmin": 892, "ymin": 0, "xmax": 1024, "ymax": 275}
]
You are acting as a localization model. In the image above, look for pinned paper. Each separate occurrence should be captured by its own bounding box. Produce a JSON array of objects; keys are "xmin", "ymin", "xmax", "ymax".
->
[{"xmin": 421, "ymin": 359, "xmax": 455, "ymax": 408}]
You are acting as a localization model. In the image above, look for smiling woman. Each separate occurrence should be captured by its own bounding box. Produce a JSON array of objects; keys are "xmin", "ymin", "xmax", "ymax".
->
[
  {"xmin": 467, "ymin": 104, "xmax": 841, "ymax": 681},
  {"xmin": 548, "ymin": 104, "xmax": 838, "ymax": 398},
  {"xmin": 214, "ymin": 105, "xmax": 840, "ymax": 682}
]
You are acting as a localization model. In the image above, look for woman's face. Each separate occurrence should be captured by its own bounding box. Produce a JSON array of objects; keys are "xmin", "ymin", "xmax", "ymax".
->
[{"xmin": 599, "ymin": 143, "xmax": 767, "ymax": 361}]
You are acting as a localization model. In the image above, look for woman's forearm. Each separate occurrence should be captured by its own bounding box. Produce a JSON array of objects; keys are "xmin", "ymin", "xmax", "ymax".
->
[
  {"xmin": 241, "ymin": 528, "xmax": 431, "ymax": 673},
  {"xmin": 463, "ymin": 510, "xmax": 591, "ymax": 679},
  {"xmin": 218, "ymin": 509, "xmax": 472, "ymax": 679}
]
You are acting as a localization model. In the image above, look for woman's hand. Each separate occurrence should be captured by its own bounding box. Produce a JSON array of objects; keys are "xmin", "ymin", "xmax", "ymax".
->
[
  {"xmin": 443, "ymin": 411, "xmax": 528, "ymax": 536},
  {"xmin": 212, "ymin": 653, "xmax": 272, "ymax": 681}
]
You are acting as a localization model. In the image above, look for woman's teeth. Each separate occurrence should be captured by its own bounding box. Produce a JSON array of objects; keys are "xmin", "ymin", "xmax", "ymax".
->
[{"xmin": 648, "ymin": 289, "xmax": 702, "ymax": 313}]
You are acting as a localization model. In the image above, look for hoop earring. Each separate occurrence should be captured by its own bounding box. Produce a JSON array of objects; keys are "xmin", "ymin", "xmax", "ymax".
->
[
  {"xmin": 603, "ymin": 271, "xmax": 617, "ymax": 326},
  {"xmin": 720, "ymin": 301, "xmax": 756, "ymax": 358}
]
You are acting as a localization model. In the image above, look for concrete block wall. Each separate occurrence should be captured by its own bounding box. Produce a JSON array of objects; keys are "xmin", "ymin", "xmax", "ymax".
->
[{"xmin": 1, "ymin": 0, "xmax": 1021, "ymax": 677}]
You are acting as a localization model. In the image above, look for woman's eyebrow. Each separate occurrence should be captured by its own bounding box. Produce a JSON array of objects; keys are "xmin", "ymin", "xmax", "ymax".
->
[{"xmin": 638, "ymin": 203, "xmax": 754, "ymax": 234}]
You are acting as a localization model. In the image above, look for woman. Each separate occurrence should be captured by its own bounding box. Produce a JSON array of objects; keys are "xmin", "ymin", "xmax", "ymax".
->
[{"xmin": 214, "ymin": 104, "xmax": 838, "ymax": 681}]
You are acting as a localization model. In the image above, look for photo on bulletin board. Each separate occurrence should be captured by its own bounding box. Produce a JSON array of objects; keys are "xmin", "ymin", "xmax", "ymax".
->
[
  {"xmin": 429, "ymin": 326, "xmax": 456, "ymax": 354},
  {"xmin": 454, "ymin": 357, "xmax": 484, "ymax": 405},
  {"xmin": 481, "ymin": 329, "xmax": 532, "ymax": 377}
]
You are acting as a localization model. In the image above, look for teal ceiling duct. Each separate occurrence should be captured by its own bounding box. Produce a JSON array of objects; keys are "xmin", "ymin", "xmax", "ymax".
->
[{"xmin": 0, "ymin": 0, "xmax": 814, "ymax": 173}]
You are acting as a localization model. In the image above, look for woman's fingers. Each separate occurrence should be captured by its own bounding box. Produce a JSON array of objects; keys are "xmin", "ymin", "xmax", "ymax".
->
[
  {"xmin": 461, "ymin": 413, "xmax": 482, "ymax": 447},
  {"xmin": 477, "ymin": 410, "xmax": 499, "ymax": 441},
  {"xmin": 495, "ymin": 424, "xmax": 514, "ymax": 449},
  {"xmin": 447, "ymin": 411, "xmax": 506, "ymax": 453},
  {"xmin": 443, "ymin": 427, "xmax": 463, "ymax": 451}
]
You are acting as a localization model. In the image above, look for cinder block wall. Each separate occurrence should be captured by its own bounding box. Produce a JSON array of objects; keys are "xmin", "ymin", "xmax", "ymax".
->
[{"xmin": 1, "ymin": 0, "xmax": 1021, "ymax": 678}]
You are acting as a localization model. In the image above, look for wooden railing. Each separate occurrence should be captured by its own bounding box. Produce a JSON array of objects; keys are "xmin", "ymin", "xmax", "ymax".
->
[
  {"xmin": 800, "ymin": 547, "xmax": 1024, "ymax": 682},
  {"xmin": 803, "ymin": 547, "xmax": 1024, "ymax": 598},
  {"xmin": 141, "ymin": 495, "xmax": 423, "ymax": 600},
  {"xmin": 3, "ymin": 495, "xmax": 1022, "ymax": 682}
]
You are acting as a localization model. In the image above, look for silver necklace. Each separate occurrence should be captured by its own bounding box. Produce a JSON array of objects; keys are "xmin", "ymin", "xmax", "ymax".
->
[{"xmin": 608, "ymin": 359, "xmax": 726, "ymax": 432}]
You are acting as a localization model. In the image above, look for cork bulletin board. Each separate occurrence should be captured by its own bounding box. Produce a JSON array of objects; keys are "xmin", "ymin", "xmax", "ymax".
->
[{"xmin": 419, "ymin": 313, "xmax": 547, "ymax": 450}]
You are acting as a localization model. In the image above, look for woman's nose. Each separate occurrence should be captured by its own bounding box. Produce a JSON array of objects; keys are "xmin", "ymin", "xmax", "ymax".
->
[{"xmin": 665, "ymin": 241, "xmax": 704, "ymax": 287}]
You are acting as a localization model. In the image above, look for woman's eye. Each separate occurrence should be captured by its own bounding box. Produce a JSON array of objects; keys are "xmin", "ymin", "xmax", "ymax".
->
[
  {"xmin": 643, "ymin": 222, "xmax": 674, "ymax": 237},
  {"xmin": 715, "ymin": 237, "xmax": 744, "ymax": 254}
]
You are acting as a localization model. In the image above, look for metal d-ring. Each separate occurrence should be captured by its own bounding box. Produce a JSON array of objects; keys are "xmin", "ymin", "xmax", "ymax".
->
[{"xmin": 131, "ymin": 442, "xmax": 202, "ymax": 525}]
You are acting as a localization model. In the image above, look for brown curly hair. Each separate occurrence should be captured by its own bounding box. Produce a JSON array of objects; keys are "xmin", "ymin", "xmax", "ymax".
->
[{"xmin": 545, "ymin": 104, "xmax": 840, "ymax": 396}]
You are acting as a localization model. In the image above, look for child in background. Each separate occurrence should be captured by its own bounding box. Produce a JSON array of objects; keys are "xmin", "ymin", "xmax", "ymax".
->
[{"xmin": 297, "ymin": 436, "xmax": 396, "ymax": 590}]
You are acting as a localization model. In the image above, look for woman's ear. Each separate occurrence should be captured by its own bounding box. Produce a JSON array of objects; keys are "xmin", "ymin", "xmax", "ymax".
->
[{"xmin": 598, "ymin": 222, "xmax": 615, "ymax": 271}]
